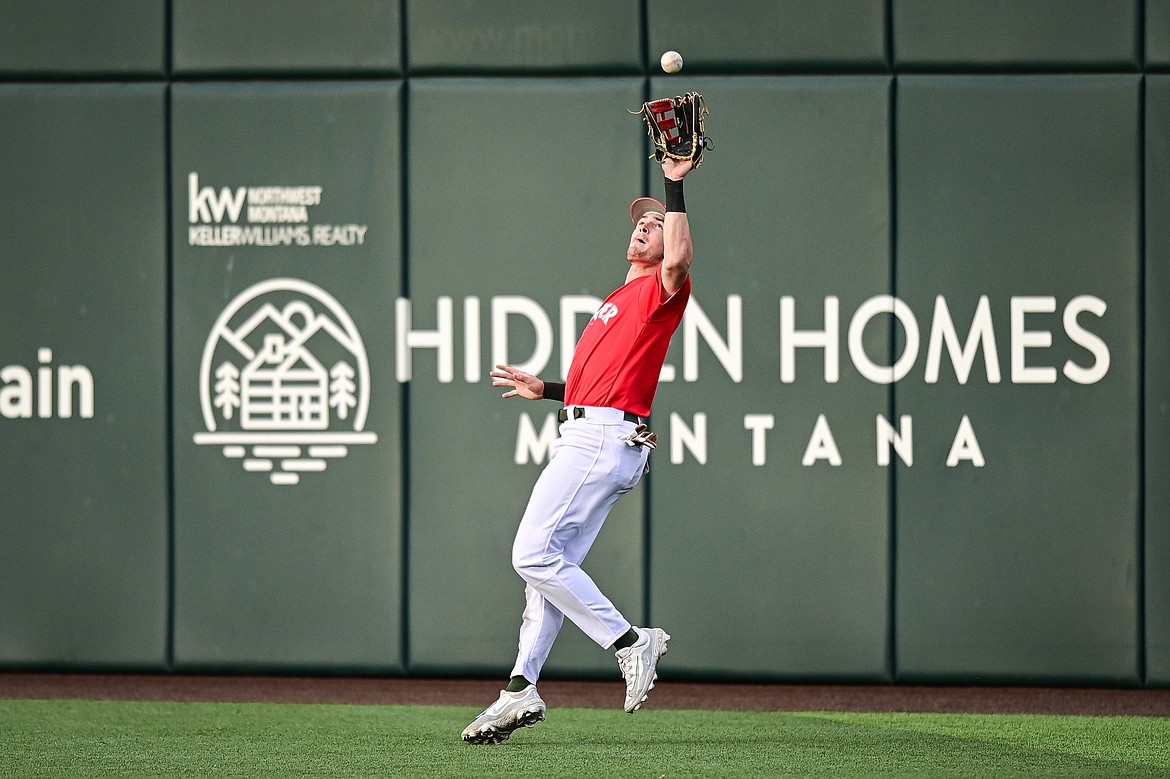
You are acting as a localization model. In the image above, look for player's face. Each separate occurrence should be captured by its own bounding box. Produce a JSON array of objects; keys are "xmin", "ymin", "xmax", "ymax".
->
[{"xmin": 627, "ymin": 212, "xmax": 665, "ymax": 263}]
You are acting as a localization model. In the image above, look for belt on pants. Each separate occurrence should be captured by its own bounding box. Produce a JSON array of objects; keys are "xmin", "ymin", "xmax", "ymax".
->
[{"xmin": 558, "ymin": 406, "xmax": 643, "ymax": 425}]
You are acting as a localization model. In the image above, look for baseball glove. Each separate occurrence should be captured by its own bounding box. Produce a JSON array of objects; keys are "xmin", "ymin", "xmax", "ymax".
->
[{"xmin": 636, "ymin": 92, "xmax": 712, "ymax": 167}]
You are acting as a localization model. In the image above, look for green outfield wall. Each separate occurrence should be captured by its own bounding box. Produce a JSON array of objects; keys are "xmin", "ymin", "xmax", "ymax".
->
[{"xmin": 0, "ymin": 0, "xmax": 1166, "ymax": 686}]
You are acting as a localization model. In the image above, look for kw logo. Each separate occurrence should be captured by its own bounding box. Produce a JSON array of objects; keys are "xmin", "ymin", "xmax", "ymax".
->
[
  {"xmin": 193, "ymin": 278, "xmax": 377, "ymax": 486},
  {"xmin": 189, "ymin": 172, "xmax": 245, "ymax": 224}
]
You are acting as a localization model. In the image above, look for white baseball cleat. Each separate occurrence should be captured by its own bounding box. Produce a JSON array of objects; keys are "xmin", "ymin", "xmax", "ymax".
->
[
  {"xmin": 460, "ymin": 685, "xmax": 546, "ymax": 745},
  {"xmin": 616, "ymin": 626, "xmax": 670, "ymax": 713}
]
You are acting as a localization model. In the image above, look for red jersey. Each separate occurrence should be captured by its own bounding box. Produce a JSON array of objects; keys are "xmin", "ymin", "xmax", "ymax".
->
[{"xmin": 564, "ymin": 269, "xmax": 691, "ymax": 418}]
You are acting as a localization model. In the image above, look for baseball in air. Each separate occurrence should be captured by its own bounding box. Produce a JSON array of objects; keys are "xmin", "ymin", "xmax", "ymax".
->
[{"xmin": 660, "ymin": 50, "xmax": 684, "ymax": 74}]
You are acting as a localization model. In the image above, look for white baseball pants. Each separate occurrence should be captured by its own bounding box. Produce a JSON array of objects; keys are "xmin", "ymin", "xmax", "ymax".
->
[{"xmin": 509, "ymin": 406, "xmax": 651, "ymax": 684}]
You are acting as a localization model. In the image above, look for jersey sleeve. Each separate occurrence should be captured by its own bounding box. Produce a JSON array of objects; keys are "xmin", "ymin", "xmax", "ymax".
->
[{"xmin": 644, "ymin": 271, "xmax": 690, "ymax": 323}]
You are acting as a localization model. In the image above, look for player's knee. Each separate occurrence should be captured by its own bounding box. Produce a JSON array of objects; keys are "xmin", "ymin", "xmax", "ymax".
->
[
  {"xmin": 512, "ymin": 544, "xmax": 554, "ymax": 583},
  {"xmin": 511, "ymin": 551, "xmax": 538, "ymax": 581}
]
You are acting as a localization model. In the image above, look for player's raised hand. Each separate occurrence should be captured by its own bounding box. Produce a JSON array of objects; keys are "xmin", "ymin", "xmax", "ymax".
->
[
  {"xmin": 662, "ymin": 156, "xmax": 694, "ymax": 181},
  {"xmin": 491, "ymin": 364, "xmax": 545, "ymax": 400}
]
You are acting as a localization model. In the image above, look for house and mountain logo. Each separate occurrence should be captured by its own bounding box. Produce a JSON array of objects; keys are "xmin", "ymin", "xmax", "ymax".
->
[{"xmin": 193, "ymin": 278, "xmax": 377, "ymax": 485}]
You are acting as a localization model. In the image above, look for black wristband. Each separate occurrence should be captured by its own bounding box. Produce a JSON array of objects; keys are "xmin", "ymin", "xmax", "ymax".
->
[
  {"xmin": 664, "ymin": 177, "xmax": 685, "ymax": 213},
  {"xmin": 543, "ymin": 381, "xmax": 565, "ymax": 402}
]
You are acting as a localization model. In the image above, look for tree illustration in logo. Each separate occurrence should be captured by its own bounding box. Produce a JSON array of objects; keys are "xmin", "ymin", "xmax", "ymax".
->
[
  {"xmin": 214, "ymin": 362, "xmax": 241, "ymax": 420},
  {"xmin": 329, "ymin": 361, "xmax": 357, "ymax": 420}
]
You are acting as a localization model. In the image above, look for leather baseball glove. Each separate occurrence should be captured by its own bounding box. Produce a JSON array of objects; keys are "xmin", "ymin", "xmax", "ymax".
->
[{"xmin": 636, "ymin": 92, "xmax": 713, "ymax": 167}]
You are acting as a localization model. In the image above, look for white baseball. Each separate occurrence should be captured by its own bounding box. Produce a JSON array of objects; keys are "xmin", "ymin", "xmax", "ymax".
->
[{"xmin": 660, "ymin": 50, "xmax": 683, "ymax": 74}]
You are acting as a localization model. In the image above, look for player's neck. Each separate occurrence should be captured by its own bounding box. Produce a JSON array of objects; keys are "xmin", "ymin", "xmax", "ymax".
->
[{"xmin": 625, "ymin": 261, "xmax": 659, "ymax": 285}]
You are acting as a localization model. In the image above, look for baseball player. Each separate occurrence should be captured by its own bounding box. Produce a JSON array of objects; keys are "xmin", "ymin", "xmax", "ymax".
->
[{"xmin": 461, "ymin": 152, "xmax": 697, "ymax": 745}]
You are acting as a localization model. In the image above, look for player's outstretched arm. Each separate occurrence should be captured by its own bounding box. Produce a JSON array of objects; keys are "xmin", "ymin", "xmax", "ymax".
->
[
  {"xmin": 490, "ymin": 364, "xmax": 545, "ymax": 400},
  {"xmin": 660, "ymin": 158, "xmax": 694, "ymax": 295}
]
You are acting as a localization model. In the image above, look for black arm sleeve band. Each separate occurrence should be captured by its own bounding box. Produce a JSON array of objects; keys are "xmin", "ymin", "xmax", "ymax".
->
[
  {"xmin": 664, "ymin": 177, "xmax": 685, "ymax": 213},
  {"xmin": 543, "ymin": 381, "xmax": 565, "ymax": 402}
]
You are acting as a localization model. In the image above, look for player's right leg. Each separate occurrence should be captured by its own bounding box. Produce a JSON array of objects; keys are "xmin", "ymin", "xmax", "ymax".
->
[
  {"xmin": 510, "ymin": 421, "xmax": 635, "ymax": 648},
  {"xmin": 510, "ymin": 583, "xmax": 564, "ymax": 687},
  {"xmin": 460, "ymin": 684, "xmax": 546, "ymax": 745}
]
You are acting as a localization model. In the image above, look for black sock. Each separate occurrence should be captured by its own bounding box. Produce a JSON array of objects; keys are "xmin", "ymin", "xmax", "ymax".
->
[
  {"xmin": 505, "ymin": 676, "xmax": 532, "ymax": 692},
  {"xmin": 613, "ymin": 628, "xmax": 639, "ymax": 651}
]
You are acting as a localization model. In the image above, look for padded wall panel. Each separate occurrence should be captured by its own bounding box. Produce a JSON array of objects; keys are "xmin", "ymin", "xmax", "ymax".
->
[
  {"xmin": 1147, "ymin": 76, "xmax": 1170, "ymax": 685},
  {"xmin": 1150, "ymin": 0, "xmax": 1170, "ymax": 68},
  {"xmin": 895, "ymin": 76, "xmax": 1141, "ymax": 683},
  {"xmin": 406, "ymin": 79, "xmax": 646, "ymax": 677},
  {"xmin": 171, "ymin": 83, "xmax": 403, "ymax": 671},
  {"xmin": 0, "ymin": 84, "xmax": 168, "ymax": 667},
  {"xmin": 0, "ymin": 0, "xmax": 164, "ymax": 77},
  {"xmin": 893, "ymin": 0, "xmax": 1139, "ymax": 70},
  {"xmin": 648, "ymin": 0, "xmax": 887, "ymax": 71},
  {"xmin": 172, "ymin": 0, "xmax": 401, "ymax": 75},
  {"xmin": 649, "ymin": 76, "xmax": 893, "ymax": 679},
  {"xmin": 407, "ymin": 0, "xmax": 640, "ymax": 73}
]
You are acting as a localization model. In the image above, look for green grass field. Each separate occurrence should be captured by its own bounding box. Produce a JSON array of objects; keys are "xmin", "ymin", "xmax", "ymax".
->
[{"xmin": 1, "ymin": 698, "xmax": 1168, "ymax": 778}]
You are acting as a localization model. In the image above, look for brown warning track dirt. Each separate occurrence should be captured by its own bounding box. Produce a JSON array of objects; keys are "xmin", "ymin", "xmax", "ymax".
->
[{"xmin": 3, "ymin": 673, "xmax": 1170, "ymax": 716}]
